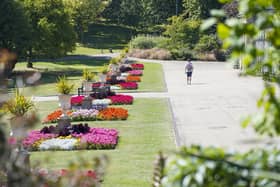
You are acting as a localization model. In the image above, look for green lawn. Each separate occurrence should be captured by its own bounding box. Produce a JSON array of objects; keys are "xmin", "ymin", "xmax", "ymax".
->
[
  {"xmin": 31, "ymin": 99, "xmax": 175, "ymax": 187},
  {"xmin": 13, "ymin": 61, "xmax": 166, "ymax": 96},
  {"xmin": 121, "ymin": 62, "xmax": 166, "ymax": 93},
  {"xmin": 13, "ymin": 59, "xmax": 109, "ymax": 96}
]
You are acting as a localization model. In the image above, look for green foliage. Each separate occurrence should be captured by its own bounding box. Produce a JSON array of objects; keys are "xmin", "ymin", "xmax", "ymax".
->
[
  {"xmin": 2, "ymin": 90, "xmax": 34, "ymax": 117},
  {"xmin": 205, "ymin": 0, "xmax": 280, "ymax": 136},
  {"xmin": 130, "ymin": 35, "xmax": 169, "ymax": 49},
  {"xmin": 158, "ymin": 146, "xmax": 280, "ymax": 187},
  {"xmin": 82, "ymin": 69, "xmax": 95, "ymax": 81},
  {"xmin": 164, "ymin": 16, "xmax": 201, "ymax": 49},
  {"xmin": 109, "ymin": 57, "xmax": 121, "ymax": 64},
  {"xmin": 101, "ymin": 65, "xmax": 109, "ymax": 74},
  {"xmin": 171, "ymin": 48, "xmax": 193, "ymax": 60},
  {"xmin": 22, "ymin": 0, "xmax": 76, "ymax": 58},
  {"xmin": 103, "ymin": 0, "xmax": 182, "ymax": 27},
  {"xmin": 56, "ymin": 76, "xmax": 74, "ymax": 95},
  {"xmin": 0, "ymin": 0, "xmax": 31, "ymax": 57},
  {"xmin": 63, "ymin": 0, "xmax": 106, "ymax": 42},
  {"xmin": 194, "ymin": 35, "xmax": 220, "ymax": 53},
  {"xmin": 183, "ymin": 0, "xmax": 222, "ymax": 19}
]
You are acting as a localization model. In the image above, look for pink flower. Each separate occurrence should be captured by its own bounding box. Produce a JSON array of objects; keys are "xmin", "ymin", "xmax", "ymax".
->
[
  {"xmin": 8, "ymin": 137, "xmax": 17, "ymax": 145},
  {"xmin": 119, "ymin": 82, "xmax": 138, "ymax": 90},
  {"xmin": 71, "ymin": 96, "xmax": 85, "ymax": 106},
  {"xmin": 108, "ymin": 94, "xmax": 134, "ymax": 105},
  {"xmin": 131, "ymin": 63, "xmax": 144, "ymax": 70},
  {"xmin": 128, "ymin": 70, "xmax": 143, "ymax": 76}
]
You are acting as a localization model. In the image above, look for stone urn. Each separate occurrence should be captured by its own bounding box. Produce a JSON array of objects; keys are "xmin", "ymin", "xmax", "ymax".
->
[
  {"xmin": 83, "ymin": 81, "xmax": 93, "ymax": 93},
  {"xmin": 58, "ymin": 94, "xmax": 72, "ymax": 128},
  {"xmin": 99, "ymin": 74, "xmax": 107, "ymax": 84},
  {"xmin": 111, "ymin": 64, "xmax": 119, "ymax": 73},
  {"xmin": 10, "ymin": 116, "xmax": 28, "ymax": 141}
]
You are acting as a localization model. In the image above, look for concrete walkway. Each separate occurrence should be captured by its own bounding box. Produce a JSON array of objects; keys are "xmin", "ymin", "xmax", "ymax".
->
[{"xmin": 33, "ymin": 58, "xmax": 279, "ymax": 152}]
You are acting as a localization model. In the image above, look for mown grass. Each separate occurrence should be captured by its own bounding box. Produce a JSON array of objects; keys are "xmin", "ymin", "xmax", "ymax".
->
[
  {"xmin": 13, "ymin": 59, "xmax": 109, "ymax": 96},
  {"xmin": 13, "ymin": 62, "xmax": 166, "ymax": 96},
  {"xmin": 31, "ymin": 98, "xmax": 175, "ymax": 187}
]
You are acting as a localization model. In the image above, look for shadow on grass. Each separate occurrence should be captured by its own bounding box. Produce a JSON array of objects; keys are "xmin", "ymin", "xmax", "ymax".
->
[{"xmin": 83, "ymin": 23, "xmax": 137, "ymax": 49}]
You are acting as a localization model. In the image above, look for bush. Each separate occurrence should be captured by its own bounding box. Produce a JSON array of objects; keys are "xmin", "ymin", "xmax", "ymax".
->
[
  {"xmin": 214, "ymin": 49, "xmax": 227, "ymax": 61},
  {"xmin": 171, "ymin": 48, "xmax": 193, "ymax": 60},
  {"xmin": 128, "ymin": 48, "xmax": 172, "ymax": 60},
  {"xmin": 194, "ymin": 35, "xmax": 220, "ymax": 53},
  {"xmin": 164, "ymin": 16, "xmax": 201, "ymax": 49},
  {"xmin": 129, "ymin": 35, "xmax": 169, "ymax": 49}
]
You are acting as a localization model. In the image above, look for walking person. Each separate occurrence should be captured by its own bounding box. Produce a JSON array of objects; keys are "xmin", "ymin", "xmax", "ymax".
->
[{"xmin": 185, "ymin": 59, "xmax": 194, "ymax": 85}]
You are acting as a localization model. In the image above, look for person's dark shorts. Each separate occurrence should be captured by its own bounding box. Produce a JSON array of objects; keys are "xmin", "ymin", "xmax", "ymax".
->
[{"xmin": 187, "ymin": 72, "xmax": 192, "ymax": 77}]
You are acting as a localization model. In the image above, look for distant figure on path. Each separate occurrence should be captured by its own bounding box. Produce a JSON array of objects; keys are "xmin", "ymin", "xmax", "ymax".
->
[{"xmin": 185, "ymin": 59, "xmax": 193, "ymax": 85}]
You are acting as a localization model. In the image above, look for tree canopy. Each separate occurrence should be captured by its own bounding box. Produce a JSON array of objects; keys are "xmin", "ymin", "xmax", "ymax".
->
[
  {"xmin": 0, "ymin": 0, "xmax": 31, "ymax": 56},
  {"xmin": 22, "ymin": 0, "xmax": 76, "ymax": 59}
]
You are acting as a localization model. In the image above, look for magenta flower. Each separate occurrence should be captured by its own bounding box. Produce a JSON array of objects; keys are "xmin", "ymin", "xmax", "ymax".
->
[
  {"xmin": 131, "ymin": 63, "xmax": 144, "ymax": 70},
  {"xmin": 119, "ymin": 82, "xmax": 138, "ymax": 90},
  {"xmin": 108, "ymin": 94, "xmax": 134, "ymax": 105},
  {"xmin": 71, "ymin": 96, "xmax": 85, "ymax": 106}
]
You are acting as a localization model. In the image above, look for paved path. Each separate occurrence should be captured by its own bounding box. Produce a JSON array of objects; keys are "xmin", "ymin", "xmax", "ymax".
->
[{"xmin": 33, "ymin": 58, "xmax": 279, "ymax": 152}]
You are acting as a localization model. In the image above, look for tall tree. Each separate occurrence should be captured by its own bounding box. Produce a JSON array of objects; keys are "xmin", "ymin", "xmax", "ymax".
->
[
  {"xmin": 102, "ymin": 0, "xmax": 122, "ymax": 24},
  {"xmin": 119, "ymin": 0, "xmax": 143, "ymax": 26},
  {"xmin": 0, "ymin": 0, "xmax": 31, "ymax": 57},
  {"xmin": 183, "ymin": 0, "xmax": 222, "ymax": 19},
  {"xmin": 142, "ymin": 0, "xmax": 182, "ymax": 25},
  {"xmin": 22, "ymin": 0, "xmax": 76, "ymax": 65},
  {"xmin": 63, "ymin": 0, "xmax": 106, "ymax": 43}
]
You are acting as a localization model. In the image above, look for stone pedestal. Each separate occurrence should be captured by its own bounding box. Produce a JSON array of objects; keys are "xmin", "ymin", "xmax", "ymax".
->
[
  {"xmin": 82, "ymin": 96, "xmax": 93, "ymax": 109},
  {"xmin": 57, "ymin": 116, "xmax": 71, "ymax": 131}
]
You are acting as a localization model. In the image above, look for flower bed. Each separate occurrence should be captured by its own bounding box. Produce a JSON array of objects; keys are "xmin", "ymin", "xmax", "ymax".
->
[
  {"xmin": 108, "ymin": 95, "xmax": 134, "ymax": 105},
  {"xmin": 128, "ymin": 70, "xmax": 143, "ymax": 76},
  {"xmin": 23, "ymin": 124, "xmax": 118, "ymax": 151},
  {"xmin": 71, "ymin": 95, "xmax": 134, "ymax": 107},
  {"xmin": 43, "ymin": 110, "xmax": 73, "ymax": 124},
  {"xmin": 43, "ymin": 107, "xmax": 129, "ymax": 123},
  {"xmin": 131, "ymin": 63, "xmax": 144, "ymax": 70},
  {"xmin": 71, "ymin": 96, "xmax": 85, "ymax": 106},
  {"xmin": 126, "ymin": 75, "xmax": 141, "ymax": 82},
  {"xmin": 119, "ymin": 82, "xmax": 138, "ymax": 90},
  {"xmin": 97, "ymin": 107, "xmax": 128, "ymax": 120}
]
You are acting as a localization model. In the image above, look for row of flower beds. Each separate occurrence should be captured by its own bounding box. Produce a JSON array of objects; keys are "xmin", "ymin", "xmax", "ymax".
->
[
  {"xmin": 43, "ymin": 107, "xmax": 128, "ymax": 124},
  {"xmin": 71, "ymin": 94, "xmax": 134, "ymax": 106},
  {"xmin": 131, "ymin": 63, "xmax": 144, "ymax": 70},
  {"xmin": 23, "ymin": 124, "xmax": 118, "ymax": 151}
]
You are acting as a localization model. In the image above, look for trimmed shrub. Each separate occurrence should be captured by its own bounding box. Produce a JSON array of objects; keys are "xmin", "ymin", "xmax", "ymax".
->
[
  {"xmin": 171, "ymin": 48, "xmax": 193, "ymax": 60},
  {"xmin": 194, "ymin": 35, "xmax": 220, "ymax": 53},
  {"xmin": 214, "ymin": 50, "xmax": 227, "ymax": 61},
  {"xmin": 130, "ymin": 35, "xmax": 169, "ymax": 49}
]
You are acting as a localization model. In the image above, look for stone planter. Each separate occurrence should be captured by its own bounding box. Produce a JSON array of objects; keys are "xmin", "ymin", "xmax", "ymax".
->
[
  {"xmin": 58, "ymin": 94, "xmax": 72, "ymax": 128},
  {"xmin": 58, "ymin": 94, "xmax": 72, "ymax": 111},
  {"xmin": 10, "ymin": 116, "xmax": 28, "ymax": 141},
  {"xmin": 99, "ymin": 74, "xmax": 107, "ymax": 84},
  {"xmin": 83, "ymin": 81, "xmax": 93, "ymax": 93},
  {"xmin": 111, "ymin": 64, "xmax": 119, "ymax": 73}
]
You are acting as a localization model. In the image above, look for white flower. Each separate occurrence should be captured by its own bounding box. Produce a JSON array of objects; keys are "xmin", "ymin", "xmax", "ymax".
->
[
  {"xmin": 92, "ymin": 99, "xmax": 111, "ymax": 105},
  {"xmin": 110, "ymin": 85, "xmax": 121, "ymax": 90},
  {"xmin": 39, "ymin": 138, "xmax": 78, "ymax": 150}
]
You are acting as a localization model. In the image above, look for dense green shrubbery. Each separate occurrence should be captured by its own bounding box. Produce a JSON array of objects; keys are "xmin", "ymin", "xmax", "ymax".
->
[
  {"xmin": 171, "ymin": 48, "xmax": 193, "ymax": 60},
  {"xmin": 129, "ymin": 35, "xmax": 169, "ymax": 49},
  {"xmin": 154, "ymin": 146, "xmax": 280, "ymax": 187},
  {"xmin": 194, "ymin": 35, "xmax": 220, "ymax": 53}
]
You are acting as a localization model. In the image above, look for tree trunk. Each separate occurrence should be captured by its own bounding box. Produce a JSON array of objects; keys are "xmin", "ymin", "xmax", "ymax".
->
[{"xmin": 26, "ymin": 48, "xmax": 33, "ymax": 68}]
